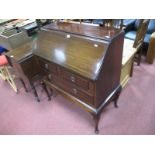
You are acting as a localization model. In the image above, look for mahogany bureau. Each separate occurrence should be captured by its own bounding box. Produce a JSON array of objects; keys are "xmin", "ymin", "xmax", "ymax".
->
[
  {"xmin": 34, "ymin": 23, "xmax": 124, "ymax": 133},
  {"xmin": 6, "ymin": 22, "xmax": 125, "ymax": 133}
]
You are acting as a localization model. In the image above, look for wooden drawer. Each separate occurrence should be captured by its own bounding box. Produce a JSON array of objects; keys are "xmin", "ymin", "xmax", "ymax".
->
[
  {"xmin": 37, "ymin": 57, "xmax": 58, "ymax": 75},
  {"xmin": 48, "ymin": 75, "xmax": 94, "ymax": 105},
  {"xmin": 60, "ymin": 68, "xmax": 90, "ymax": 90}
]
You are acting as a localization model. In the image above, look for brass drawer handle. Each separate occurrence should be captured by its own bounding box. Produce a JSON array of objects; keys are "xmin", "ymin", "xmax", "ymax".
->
[
  {"xmin": 48, "ymin": 74, "xmax": 52, "ymax": 80},
  {"xmin": 70, "ymin": 76, "xmax": 75, "ymax": 82},
  {"xmin": 73, "ymin": 88, "xmax": 77, "ymax": 94},
  {"xmin": 45, "ymin": 64, "xmax": 48, "ymax": 69}
]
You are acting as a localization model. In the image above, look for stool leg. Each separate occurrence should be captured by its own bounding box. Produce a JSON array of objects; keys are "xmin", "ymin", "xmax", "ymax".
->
[
  {"xmin": 30, "ymin": 82, "xmax": 40, "ymax": 102},
  {"xmin": 5, "ymin": 66, "xmax": 18, "ymax": 93},
  {"xmin": 20, "ymin": 78, "xmax": 28, "ymax": 92},
  {"xmin": 0, "ymin": 67, "xmax": 7, "ymax": 80},
  {"xmin": 41, "ymin": 81, "xmax": 51, "ymax": 101}
]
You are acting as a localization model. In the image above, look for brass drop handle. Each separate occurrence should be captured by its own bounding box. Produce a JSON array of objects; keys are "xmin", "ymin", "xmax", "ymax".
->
[
  {"xmin": 73, "ymin": 88, "xmax": 77, "ymax": 94},
  {"xmin": 48, "ymin": 74, "xmax": 52, "ymax": 80},
  {"xmin": 45, "ymin": 64, "xmax": 48, "ymax": 69},
  {"xmin": 70, "ymin": 76, "xmax": 75, "ymax": 82}
]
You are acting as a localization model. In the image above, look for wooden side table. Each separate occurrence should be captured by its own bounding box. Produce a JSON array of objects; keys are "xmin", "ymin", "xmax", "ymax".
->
[
  {"xmin": 5, "ymin": 41, "xmax": 51, "ymax": 102},
  {"xmin": 146, "ymin": 32, "xmax": 155, "ymax": 64},
  {"xmin": 120, "ymin": 39, "xmax": 136, "ymax": 88}
]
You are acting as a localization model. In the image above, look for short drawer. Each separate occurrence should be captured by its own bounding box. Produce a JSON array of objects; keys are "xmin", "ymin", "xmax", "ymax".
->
[
  {"xmin": 37, "ymin": 57, "xmax": 58, "ymax": 75},
  {"xmin": 60, "ymin": 68, "xmax": 90, "ymax": 90}
]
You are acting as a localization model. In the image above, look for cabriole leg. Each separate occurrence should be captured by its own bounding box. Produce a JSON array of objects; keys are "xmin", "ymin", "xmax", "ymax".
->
[
  {"xmin": 114, "ymin": 89, "xmax": 121, "ymax": 108},
  {"xmin": 92, "ymin": 114, "xmax": 100, "ymax": 134},
  {"xmin": 114, "ymin": 98, "xmax": 119, "ymax": 108}
]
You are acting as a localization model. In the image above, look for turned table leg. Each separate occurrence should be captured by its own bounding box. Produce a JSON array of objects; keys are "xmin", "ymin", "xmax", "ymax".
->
[
  {"xmin": 30, "ymin": 82, "xmax": 40, "ymax": 102},
  {"xmin": 52, "ymin": 89, "xmax": 58, "ymax": 97},
  {"xmin": 41, "ymin": 81, "xmax": 51, "ymax": 101},
  {"xmin": 20, "ymin": 78, "xmax": 28, "ymax": 92}
]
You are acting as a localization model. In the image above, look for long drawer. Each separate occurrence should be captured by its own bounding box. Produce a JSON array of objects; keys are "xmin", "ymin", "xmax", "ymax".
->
[
  {"xmin": 60, "ymin": 68, "xmax": 94, "ymax": 94},
  {"xmin": 47, "ymin": 74, "xmax": 94, "ymax": 105},
  {"xmin": 60, "ymin": 68, "xmax": 89, "ymax": 89}
]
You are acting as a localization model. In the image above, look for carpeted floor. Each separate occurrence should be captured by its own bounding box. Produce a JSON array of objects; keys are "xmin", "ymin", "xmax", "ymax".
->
[{"xmin": 0, "ymin": 58, "xmax": 155, "ymax": 135}]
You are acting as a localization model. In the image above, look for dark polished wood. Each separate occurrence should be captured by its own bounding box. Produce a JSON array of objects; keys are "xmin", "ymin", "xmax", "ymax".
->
[
  {"xmin": 43, "ymin": 22, "xmax": 121, "ymax": 41},
  {"xmin": 35, "ymin": 29, "xmax": 109, "ymax": 80},
  {"xmin": 36, "ymin": 25, "xmax": 124, "ymax": 132},
  {"xmin": 5, "ymin": 41, "xmax": 51, "ymax": 102},
  {"xmin": 6, "ymin": 23, "xmax": 124, "ymax": 132}
]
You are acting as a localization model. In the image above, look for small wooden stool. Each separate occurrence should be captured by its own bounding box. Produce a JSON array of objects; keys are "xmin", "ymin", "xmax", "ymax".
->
[{"xmin": 0, "ymin": 55, "xmax": 18, "ymax": 93}]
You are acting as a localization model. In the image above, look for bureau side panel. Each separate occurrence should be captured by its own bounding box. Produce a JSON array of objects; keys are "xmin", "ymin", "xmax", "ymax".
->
[{"xmin": 95, "ymin": 32, "xmax": 124, "ymax": 108}]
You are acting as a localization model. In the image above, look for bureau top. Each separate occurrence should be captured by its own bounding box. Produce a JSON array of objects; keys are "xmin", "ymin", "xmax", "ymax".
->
[
  {"xmin": 43, "ymin": 22, "xmax": 121, "ymax": 41},
  {"xmin": 5, "ymin": 40, "xmax": 35, "ymax": 62},
  {"xmin": 34, "ymin": 29, "xmax": 110, "ymax": 80}
]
